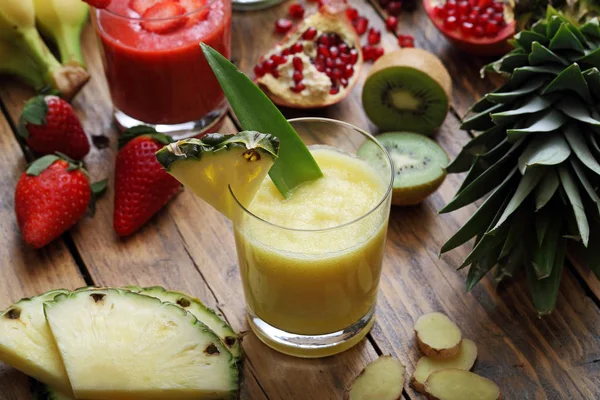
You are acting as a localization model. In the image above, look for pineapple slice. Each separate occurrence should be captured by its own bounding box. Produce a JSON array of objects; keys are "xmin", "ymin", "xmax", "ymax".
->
[
  {"xmin": 156, "ymin": 131, "xmax": 279, "ymax": 219},
  {"xmin": 31, "ymin": 380, "xmax": 72, "ymax": 400},
  {"xmin": 132, "ymin": 286, "xmax": 242, "ymax": 359},
  {"xmin": 44, "ymin": 289, "xmax": 239, "ymax": 400},
  {"xmin": 0, "ymin": 290, "xmax": 72, "ymax": 395}
]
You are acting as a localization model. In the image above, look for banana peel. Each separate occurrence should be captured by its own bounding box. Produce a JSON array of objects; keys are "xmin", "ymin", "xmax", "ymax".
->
[
  {"xmin": 0, "ymin": 0, "xmax": 89, "ymax": 100},
  {"xmin": 34, "ymin": 0, "xmax": 89, "ymax": 68}
]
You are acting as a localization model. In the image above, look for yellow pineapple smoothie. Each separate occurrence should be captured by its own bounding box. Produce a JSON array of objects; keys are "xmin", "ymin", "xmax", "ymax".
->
[{"xmin": 233, "ymin": 146, "xmax": 391, "ymax": 356}]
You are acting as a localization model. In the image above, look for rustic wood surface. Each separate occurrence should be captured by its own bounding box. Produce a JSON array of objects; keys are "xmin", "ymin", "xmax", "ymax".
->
[{"xmin": 1, "ymin": 0, "xmax": 599, "ymax": 399}]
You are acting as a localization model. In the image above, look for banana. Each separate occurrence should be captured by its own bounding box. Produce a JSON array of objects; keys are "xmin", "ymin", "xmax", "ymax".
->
[
  {"xmin": 0, "ymin": 38, "xmax": 46, "ymax": 89},
  {"xmin": 0, "ymin": 0, "xmax": 89, "ymax": 99},
  {"xmin": 33, "ymin": 0, "xmax": 89, "ymax": 68}
]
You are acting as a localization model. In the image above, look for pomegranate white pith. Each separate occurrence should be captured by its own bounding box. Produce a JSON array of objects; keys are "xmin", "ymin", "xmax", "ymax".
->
[{"xmin": 256, "ymin": 11, "xmax": 362, "ymax": 108}]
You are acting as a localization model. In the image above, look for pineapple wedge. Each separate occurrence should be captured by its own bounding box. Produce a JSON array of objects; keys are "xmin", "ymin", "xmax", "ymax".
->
[
  {"xmin": 156, "ymin": 131, "xmax": 279, "ymax": 219},
  {"xmin": 131, "ymin": 286, "xmax": 242, "ymax": 359},
  {"xmin": 0, "ymin": 290, "xmax": 72, "ymax": 395},
  {"xmin": 44, "ymin": 289, "xmax": 239, "ymax": 400},
  {"xmin": 31, "ymin": 380, "xmax": 72, "ymax": 400}
]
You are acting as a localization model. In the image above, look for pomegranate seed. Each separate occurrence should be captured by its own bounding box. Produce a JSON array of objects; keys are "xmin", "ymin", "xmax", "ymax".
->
[
  {"xmin": 386, "ymin": 16, "xmax": 398, "ymax": 31},
  {"xmin": 458, "ymin": 14, "xmax": 468, "ymax": 23},
  {"xmin": 316, "ymin": 63, "xmax": 325, "ymax": 72},
  {"xmin": 458, "ymin": 1, "xmax": 470, "ymax": 13},
  {"xmin": 485, "ymin": 20, "xmax": 499, "ymax": 36},
  {"xmin": 318, "ymin": 34, "xmax": 330, "ymax": 46},
  {"xmin": 325, "ymin": 67, "xmax": 332, "ymax": 76},
  {"xmin": 478, "ymin": 0, "xmax": 491, "ymax": 8},
  {"xmin": 274, "ymin": 18, "xmax": 293, "ymax": 34},
  {"xmin": 492, "ymin": 13, "xmax": 504, "ymax": 24},
  {"xmin": 349, "ymin": 49, "xmax": 359, "ymax": 64},
  {"xmin": 265, "ymin": 59, "xmax": 276, "ymax": 70},
  {"xmin": 444, "ymin": 16, "xmax": 458, "ymax": 30},
  {"xmin": 477, "ymin": 14, "xmax": 489, "ymax": 26},
  {"xmin": 330, "ymin": 87, "xmax": 340, "ymax": 95},
  {"xmin": 332, "ymin": 67, "xmax": 342, "ymax": 80},
  {"xmin": 447, "ymin": 8, "xmax": 457, "ymax": 16},
  {"xmin": 293, "ymin": 70, "xmax": 303, "ymax": 82},
  {"xmin": 289, "ymin": 3, "xmax": 305, "ymax": 19},
  {"xmin": 353, "ymin": 16, "xmax": 369, "ymax": 35},
  {"xmin": 270, "ymin": 54, "xmax": 283, "ymax": 64},
  {"xmin": 346, "ymin": 7, "xmax": 359, "ymax": 21},
  {"xmin": 373, "ymin": 47, "xmax": 384, "ymax": 61},
  {"xmin": 328, "ymin": 33, "xmax": 340, "ymax": 46},
  {"xmin": 339, "ymin": 43, "xmax": 349, "ymax": 53},
  {"xmin": 446, "ymin": 0, "xmax": 457, "ymax": 10},
  {"xmin": 492, "ymin": 1, "xmax": 503, "ymax": 12},
  {"xmin": 362, "ymin": 45, "xmax": 374, "ymax": 61},
  {"xmin": 254, "ymin": 64, "xmax": 265, "ymax": 77},
  {"xmin": 474, "ymin": 25, "xmax": 484, "ymax": 37},
  {"xmin": 335, "ymin": 57, "xmax": 345, "ymax": 67},
  {"xmin": 292, "ymin": 82, "xmax": 305, "ymax": 92},
  {"xmin": 434, "ymin": 5, "xmax": 446, "ymax": 18},
  {"xmin": 282, "ymin": 48, "xmax": 291, "ymax": 56},
  {"xmin": 460, "ymin": 21, "xmax": 474, "ymax": 36},
  {"xmin": 318, "ymin": 45, "xmax": 331, "ymax": 58},
  {"xmin": 340, "ymin": 53, "xmax": 351, "ymax": 64},
  {"xmin": 344, "ymin": 64, "xmax": 354, "ymax": 78},
  {"xmin": 293, "ymin": 57, "xmax": 303, "ymax": 71},
  {"xmin": 272, "ymin": 69, "xmax": 280, "ymax": 78},
  {"xmin": 302, "ymin": 27, "xmax": 318, "ymax": 40},
  {"xmin": 330, "ymin": 46, "xmax": 340, "ymax": 58},
  {"xmin": 398, "ymin": 34, "xmax": 414, "ymax": 47},
  {"xmin": 471, "ymin": 5, "xmax": 480, "ymax": 12},
  {"xmin": 291, "ymin": 42, "xmax": 303, "ymax": 53},
  {"xmin": 326, "ymin": 57, "xmax": 335, "ymax": 68},
  {"xmin": 368, "ymin": 28, "xmax": 381, "ymax": 45},
  {"xmin": 340, "ymin": 77, "xmax": 348, "ymax": 87},
  {"xmin": 307, "ymin": 0, "xmax": 318, "ymax": 3},
  {"xmin": 387, "ymin": 1, "xmax": 402, "ymax": 15},
  {"xmin": 485, "ymin": 6, "xmax": 495, "ymax": 15}
]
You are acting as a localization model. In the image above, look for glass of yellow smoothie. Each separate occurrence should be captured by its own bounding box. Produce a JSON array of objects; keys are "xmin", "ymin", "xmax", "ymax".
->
[{"xmin": 230, "ymin": 118, "xmax": 393, "ymax": 358}]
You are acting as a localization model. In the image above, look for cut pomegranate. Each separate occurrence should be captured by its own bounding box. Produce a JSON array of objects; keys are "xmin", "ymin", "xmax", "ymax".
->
[
  {"xmin": 367, "ymin": 28, "xmax": 381, "ymax": 45},
  {"xmin": 385, "ymin": 16, "xmax": 398, "ymax": 31},
  {"xmin": 424, "ymin": 0, "xmax": 514, "ymax": 56},
  {"xmin": 352, "ymin": 16, "xmax": 369, "ymax": 35},
  {"xmin": 275, "ymin": 18, "xmax": 294, "ymax": 34},
  {"xmin": 256, "ymin": 9, "xmax": 363, "ymax": 108},
  {"xmin": 140, "ymin": 2, "xmax": 188, "ymax": 34},
  {"xmin": 289, "ymin": 3, "xmax": 305, "ymax": 19}
]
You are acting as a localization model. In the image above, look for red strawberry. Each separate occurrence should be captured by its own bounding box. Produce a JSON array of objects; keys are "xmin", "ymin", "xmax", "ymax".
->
[
  {"xmin": 179, "ymin": 0, "xmax": 210, "ymax": 24},
  {"xmin": 113, "ymin": 127, "xmax": 181, "ymax": 236},
  {"xmin": 18, "ymin": 95, "xmax": 90, "ymax": 160},
  {"xmin": 82, "ymin": 0, "xmax": 112, "ymax": 8},
  {"xmin": 129, "ymin": 0, "xmax": 163, "ymax": 15},
  {"xmin": 15, "ymin": 154, "xmax": 105, "ymax": 249},
  {"xmin": 140, "ymin": 1, "xmax": 188, "ymax": 34}
]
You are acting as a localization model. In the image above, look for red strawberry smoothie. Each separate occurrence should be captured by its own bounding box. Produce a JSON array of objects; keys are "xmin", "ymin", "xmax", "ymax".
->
[{"xmin": 91, "ymin": 0, "xmax": 231, "ymax": 125}]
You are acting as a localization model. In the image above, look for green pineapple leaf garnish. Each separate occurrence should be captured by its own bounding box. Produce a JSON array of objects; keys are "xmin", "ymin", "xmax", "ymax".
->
[
  {"xmin": 442, "ymin": 6, "xmax": 600, "ymax": 315},
  {"xmin": 200, "ymin": 43, "xmax": 323, "ymax": 198}
]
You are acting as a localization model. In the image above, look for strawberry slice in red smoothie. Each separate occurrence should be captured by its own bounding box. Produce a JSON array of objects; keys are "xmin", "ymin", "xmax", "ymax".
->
[{"xmin": 141, "ymin": 1, "xmax": 188, "ymax": 34}]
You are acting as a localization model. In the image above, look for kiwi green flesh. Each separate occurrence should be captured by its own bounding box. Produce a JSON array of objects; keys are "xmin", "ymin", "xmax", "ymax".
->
[
  {"xmin": 363, "ymin": 67, "xmax": 449, "ymax": 135},
  {"xmin": 358, "ymin": 132, "xmax": 449, "ymax": 205}
]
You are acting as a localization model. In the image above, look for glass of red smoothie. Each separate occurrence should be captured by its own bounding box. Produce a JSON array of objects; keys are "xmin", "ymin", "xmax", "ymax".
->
[{"xmin": 91, "ymin": 0, "xmax": 232, "ymax": 138}]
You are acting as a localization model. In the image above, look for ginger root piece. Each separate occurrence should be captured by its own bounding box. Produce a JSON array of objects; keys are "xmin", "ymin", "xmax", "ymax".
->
[
  {"xmin": 411, "ymin": 339, "xmax": 478, "ymax": 393},
  {"xmin": 344, "ymin": 355, "xmax": 405, "ymax": 400},
  {"xmin": 414, "ymin": 312, "xmax": 462, "ymax": 359},
  {"xmin": 424, "ymin": 369, "xmax": 501, "ymax": 400}
]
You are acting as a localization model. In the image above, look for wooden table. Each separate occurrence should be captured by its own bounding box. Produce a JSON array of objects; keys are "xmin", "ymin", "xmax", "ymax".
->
[{"xmin": 1, "ymin": 1, "xmax": 600, "ymax": 399}]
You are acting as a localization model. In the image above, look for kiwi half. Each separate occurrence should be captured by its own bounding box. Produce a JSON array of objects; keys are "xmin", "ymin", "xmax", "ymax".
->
[
  {"xmin": 358, "ymin": 132, "xmax": 449, "ymax": 206},
  {"xmin": 362, "ymin": 49, "xmax": 452, "ymax": 135}
]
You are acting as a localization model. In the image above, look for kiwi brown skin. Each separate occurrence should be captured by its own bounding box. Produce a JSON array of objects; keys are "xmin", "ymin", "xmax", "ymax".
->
[
  {"xmin": 392, "ymin": 173, "xmax": 447, "ymax": 206},
  {"xmin": 363, "ymin": 49, "xmax": 452, "ymax": 135}
]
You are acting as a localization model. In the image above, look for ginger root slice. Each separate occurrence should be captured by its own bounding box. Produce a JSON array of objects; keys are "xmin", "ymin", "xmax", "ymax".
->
[
  {"xmin": 414, "ymin": 312, "xmax": 462, "ymax": 359},
  {"xmin": 424, "ymin": 369, "xmax": 501, "ymax": 400},
  {"xmin": 344, "ymin": 355, "xmax": 405, "ymax": 400},
  {"xmin": 411, "ymin": 338, "xmax": 478, "ymax": 393}
]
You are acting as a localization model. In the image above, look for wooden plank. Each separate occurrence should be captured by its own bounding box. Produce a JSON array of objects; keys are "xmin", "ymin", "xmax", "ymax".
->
[
  {"xmin": 0, "ymin": 94, "xmax": 87, "ymax": 399},
  {"xmin": 231, "ymin": 2, "xmax": 600, "ymax": 399}
]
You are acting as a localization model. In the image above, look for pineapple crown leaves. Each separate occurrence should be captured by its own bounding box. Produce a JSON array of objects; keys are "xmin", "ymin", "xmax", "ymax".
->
[
  {"xmin": 442, "ymin": 7, "xmax": 600, "ymax": 315},
  {"xmin": 512, "ymin": 0, "xmax": 600, "ymax": 31},
  {"xmin": 118, "ymin": 125, "xmax": 174, "ymax": 150},
  {"xmin": 155, "ymin": 131, "xmax": 280, "ymax": 171}
]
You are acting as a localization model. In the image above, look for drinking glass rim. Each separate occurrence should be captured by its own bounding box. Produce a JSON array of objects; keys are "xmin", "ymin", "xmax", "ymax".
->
[
  {"xmin": 229, "ymin": 117, "xmax": 395, "ymax": 233},
  {"xmin": 95, "ymin": 0, "xmax": 218, "ymax": 21}
]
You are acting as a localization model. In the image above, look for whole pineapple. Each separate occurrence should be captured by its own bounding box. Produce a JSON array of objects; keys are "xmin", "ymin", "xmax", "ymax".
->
[{"xmin": 441, "ymin": 7, "xmax": 600, "ymax": 315}]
